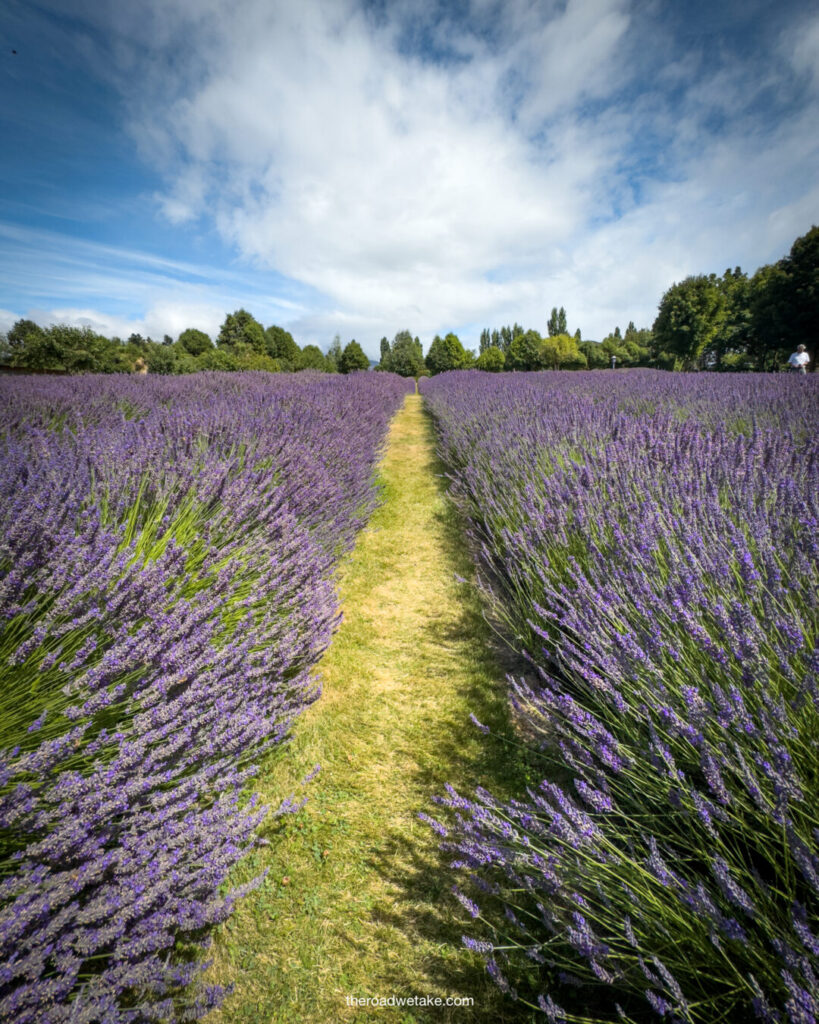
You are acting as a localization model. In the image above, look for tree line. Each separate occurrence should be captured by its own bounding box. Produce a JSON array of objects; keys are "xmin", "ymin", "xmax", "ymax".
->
[
  {"xmin": 451, "ymin": 225, "xmax": 816, "ymax": 374},
  {"xmin": 2, "ymin": 225, "xmax": 814, "ymax": 376},
  {"xmin": 0, "ymin": 310, "xmax": 371, "ymax": 375}
]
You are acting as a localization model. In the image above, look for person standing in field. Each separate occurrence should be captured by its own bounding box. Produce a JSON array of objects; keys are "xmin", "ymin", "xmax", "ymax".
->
[{"xmin": 787, "ymin": 344, "xmax": 810, "ymax": 374}]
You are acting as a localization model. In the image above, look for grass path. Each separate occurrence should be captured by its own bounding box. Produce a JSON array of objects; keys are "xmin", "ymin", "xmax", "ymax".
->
[{"xmin": 206, "ymin": 394, "xmax": 536, "ymax": 1023}]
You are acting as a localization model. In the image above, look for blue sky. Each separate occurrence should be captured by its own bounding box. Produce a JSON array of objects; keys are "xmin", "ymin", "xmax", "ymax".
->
[{"xmin": 1, "ymin": 0, "xmax": 817, "ymax": 356}]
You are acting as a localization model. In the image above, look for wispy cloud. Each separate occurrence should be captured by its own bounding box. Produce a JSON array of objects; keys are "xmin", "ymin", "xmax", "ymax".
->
[{"xmin": 0, "ymin": 222, "xmax": 310, "ymax": 340}]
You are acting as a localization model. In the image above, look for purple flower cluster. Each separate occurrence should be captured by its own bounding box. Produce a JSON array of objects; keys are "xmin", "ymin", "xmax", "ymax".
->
[
  {"xmin": 421, "ymin": 369, "xmax": 819, "ymax": 1022},
  {"xmin": 0, "ymin": 371, "xmax": 412, "ymax": 1022}
]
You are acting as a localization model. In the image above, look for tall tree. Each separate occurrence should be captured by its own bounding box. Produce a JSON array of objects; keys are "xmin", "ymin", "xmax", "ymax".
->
[
  {"xmin": 378, "ymin": 336, "xmax": 392, "ymax": 371},
  {"xmin": 425, "ymin": 332, "xmax": 468, "ymax": 375},
  {"xmin": 652, "ymin": 275, "xmax": 725, "ymax": 370},
  {"xmin": 712, "ymin": 268, "xmax": 752, "ymax": 370},
  {"xmin": 217, "ymin": 309, "xmax": 265, "ymax": 352},
  {"xmin": 390, "ymin": 330, "xmax": 425, "ymax": 377},
  {"xmin": 326, "ymin": 334, "xmax": 343, "ymax": 372},
  {"xmin": 785, "ymin": 225, "xmax": 819, "ymax": 358},
  {"xmin": 339, "ymin": 339, "xmax": 370, "ymax": 373},
  {"xmin": 263, "ymin": 324, "xmax": 300, "ymax": 366},
  {"xmin": 509, "ymin": 330, "xmax": 546, "ymax": 370}
]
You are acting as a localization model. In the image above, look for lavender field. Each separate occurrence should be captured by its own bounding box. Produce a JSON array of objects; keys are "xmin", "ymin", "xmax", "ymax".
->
[
  {"xmin": 421, "ymin": 370, "xmax": 819, "ymax": 1023},
  {"xmin": 0, "ymin": 371, "xmax": 412, "ymax": 1022}
]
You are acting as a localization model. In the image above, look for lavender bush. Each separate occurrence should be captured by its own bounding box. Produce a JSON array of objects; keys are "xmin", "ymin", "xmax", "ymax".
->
[
  {"xmin": 421, "ymin": 370, "xmax": 819, "ymax": 1023},
  {"xmin": 0, "ymin": 371, "xmax": 412, "ymax": 1022}
]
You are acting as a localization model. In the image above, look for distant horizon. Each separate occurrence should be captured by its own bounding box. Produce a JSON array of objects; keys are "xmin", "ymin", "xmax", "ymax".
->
[{"xmin": 2, "ymin": 0, "xmax": 817, "ymax": 359}]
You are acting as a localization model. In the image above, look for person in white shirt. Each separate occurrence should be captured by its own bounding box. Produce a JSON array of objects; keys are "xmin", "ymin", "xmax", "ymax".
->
[{"xmin": 787, "ymin": 345, "xmax": 810, "ymax": 374}]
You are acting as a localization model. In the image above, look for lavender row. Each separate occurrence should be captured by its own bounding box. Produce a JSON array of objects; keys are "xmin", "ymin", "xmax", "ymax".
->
[
  {"xmin": 0, "ymin": 371, "xmax": 412, "ymax": 1022},
  {"xmin": 420, "ymin": 370, "xmax": 819, "ymax": 1023}
]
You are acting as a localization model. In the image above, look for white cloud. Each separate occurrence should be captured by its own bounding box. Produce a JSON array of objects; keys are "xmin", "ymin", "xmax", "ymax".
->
[
  {"xmin": 0, "ymin": 309, "xmax": 20, "ymax": 335},
  {"xmin": 785, "ymin": 11, "xmax": 819, "ymax": 89},
  {"xmin": 0, "ymin": 222, "xmax": 310, "ymax": 340},
  {"xmin": 6, "ymin": 0, "xmax": 819, "ymax": 353},
  {"xmin": 122, "ymin": 0, "xmax": 637, "ymax": 344}
]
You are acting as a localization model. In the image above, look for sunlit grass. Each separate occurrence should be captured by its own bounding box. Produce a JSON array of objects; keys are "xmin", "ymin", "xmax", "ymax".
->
[{"xmin": 205, "ymin": 395, "xmax": 539, "ymax": 1023}]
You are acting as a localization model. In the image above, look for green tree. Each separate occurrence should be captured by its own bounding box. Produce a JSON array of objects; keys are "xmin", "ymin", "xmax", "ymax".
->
[
  {"xmin": 196, "ymin": 347, "xmax": 239, "ymax": 371},
  {"xmin": 784, "ymin": 225, "xmax": 818, "ymax": 362},
  {"xmin": 389, "ymin": 330, "xmax": 425, "ymax": 377},
  {"xmin": 509, "ymin": 329, "xmax": 546, "ymax": 370},
  {"xmin": 264, "ymin": 324, "xmax": 301, "ymax": 367},
  {"xmin": 653, "ymin": 275, "xmax": 725, "ymax": 370},
  {"xmin": 299, "ymin": 344, "xmax": 329, "ymax": 371},
  {"xmin": 326, "ymin": 334, "xmax": 343, "ymax": 372},
  {"xmin": 217, "ymin": 309, "xmax": 266, "ymax": 352},
  {"xmin": 579, "ymin": 340, "xmax": 607, "ymax": 368},
  {"xmin": 235, "ymin": 350, "xmax": 282, "ymax": 372},
  {"xmin": 8, "ymin": 322, "xmax": 127, "ymax": 374},
  {"xmin": 547, "ymin": 307, "xmax": 567, "ymax": 337},
  {"xmin": 712, "ymin": 268, "xmax": 752, "ymax": 370},
  {"xmin": 6, "ymin": 319, "xmax": 44, "ymax": 354},
  {"xmin": 339, "ymin": 339, "xmax": 370, "ymax": 373},
  {"xmin": 144, "ymin": 341, "xmax": 178, "ymax": 375},
  {"xmin": 748, "ymin": 226, "xmax": 818, "ymax": 371},
  {"xmin": 377, "ymin": 336, "xmax": 393, "ymax": 372},
  {"xmin": 425, "ymin": 332, "xmax": 468, "ymax": 375},
  {"xmin": 475, "ymin": 346, "xmax": 505, "ymax": 371},
  {"xmin": 178, "ymin": 328, "xmax": 213, "ymax": 356},
  {"xmin": 541, "ymin": 333, "xmax": 586, "ymax": 370},
  {"xmin": 9, "ymin": 323, "xmax": 67, "ymax": 371}
]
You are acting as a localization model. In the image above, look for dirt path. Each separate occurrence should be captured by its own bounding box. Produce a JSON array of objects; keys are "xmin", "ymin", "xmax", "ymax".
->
[{"xmin": 207, "ymin": 394, "xmax": 533, "ymax": 1023}]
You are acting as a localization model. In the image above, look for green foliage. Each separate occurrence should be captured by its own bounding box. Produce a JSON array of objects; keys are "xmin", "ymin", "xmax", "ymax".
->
[
  {"xmin": 596, "ymin": 323, "xmax": 653, "ymax": 368},
  {"xmin": 541, "ymin": 333, "xmax": 586, "ymax": 369},
  {"xmin": 7, "ymin": 321, "xmax": 132, "ymax": 373},
  {"xmin": 547, "ymin": 306, "xmax": 567, "ymax": 337},
  {"xmin": 196, "ymin": 347, "xmax": 239, "ymax": 371},
  {"xmin": 144, "ymin": 342, "xmax": 178, "ymax": 375},
  {"xmin": 711, "ymin": 268, "xmax": 752, "ymax": 370},
  {"xmin": 378, "ymin": 336, "xmax": 392, "ymax": 372},
  {"xmin": 217, "ymin": 309, "xmax": 266, "ymax": 352},
  {"xmin": 746, "ymin": 228, "xmax": 818, "ymax": 371},
  {"xmin": 383, "ymin": 330, "xmax": 424, "ymax": 377},
  {"xmin": 264, "ymin": 324, "xmax": 301, "ymax": 367},
  {"xmin": 7, "ymin": 318, "xmax": 45, "ymax": 353},
  {"xmin": 480, "ymin": 323, "xmax": 523, "ymax": 355},
  {"xmin": 299, "ymin": 344, "xmax": 329, "ymax": 371},
  {"xmin": 425, "ymin": 332, "xmax": 468, "ymax": 375},
  {"xmin": 177, "ymin": 328, "xmax": 213, "ymax": 356},
  {"xmin": 325, "ymin": 335, "xmax": 343, "ymax": 373},
  {"xmin": 785, "ymin": 224, "xmax": 819, "ymax": 346},
  {"xmin": 508, "ymin": 329, "xmax": 546, "ymax": 370},
  {"xmin": 234, "ymin": 350, "xmax": 282, "ymax": 372},
  {"xmin": 475, "ymin": 345, "xmax": 505, "ymax": 371},
  {"xmin": 339, "ymin": 340, "xmax": 370, "ymax": 374},
  {"xmin": 653, "ymin": 274, "xmax": 726, "ymax": 370},
  {"xmin": 579, "ymin": 340, "xmax": 608, "ymax": 368}
]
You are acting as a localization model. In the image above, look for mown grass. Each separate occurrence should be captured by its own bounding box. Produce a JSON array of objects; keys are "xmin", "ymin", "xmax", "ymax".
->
[{"xmin": 204, "ymin": 394, "xmax": 540, "ymax": 1023}]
